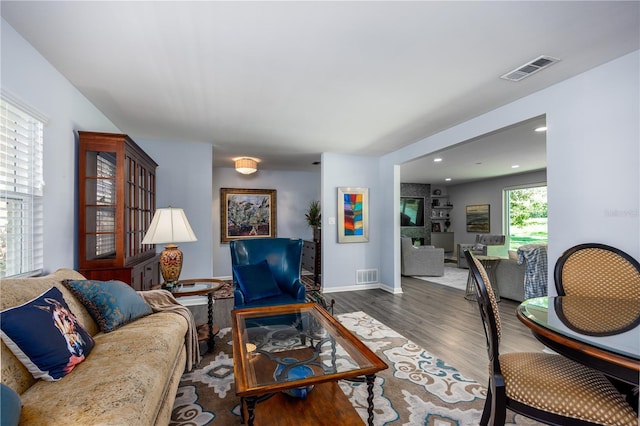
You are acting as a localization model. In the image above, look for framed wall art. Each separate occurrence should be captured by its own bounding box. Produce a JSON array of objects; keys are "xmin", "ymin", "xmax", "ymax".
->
[
  {"xmin": 466, "ymin": 204, "xmax": 490, "ymax": 233},
  {"xmin": 337, "ymin": 187, "xmax": 369, "ymax": 243},
  {"xmin": 220, "ymin": 188, "xmax": 277, "ymax": 243}
]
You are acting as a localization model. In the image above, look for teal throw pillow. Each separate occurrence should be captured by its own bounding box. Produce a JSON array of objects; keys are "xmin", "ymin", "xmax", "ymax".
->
[
  {"xmin": 233, "ymin": 260, "xmax": 282, "ymax": 302},
  {"xmin": 0, "ymin": 287, "xmax": 94, "ymax": 381},
  {"xmin": 1, "ymin": 384, "xmax": 22, "ymax": 426},
  {"xmin": 63, "ymin": 279, "xmax": 153, "ymax": 333}
]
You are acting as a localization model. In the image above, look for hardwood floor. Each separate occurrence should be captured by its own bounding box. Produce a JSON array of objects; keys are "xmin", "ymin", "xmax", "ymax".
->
[
  {"xmin": 212, "ymin": 276, "xmax": 544, "ymax": 384},
  {"xmin": 330, "ymin": 276, "xmax": 545, "ymax": 383}
]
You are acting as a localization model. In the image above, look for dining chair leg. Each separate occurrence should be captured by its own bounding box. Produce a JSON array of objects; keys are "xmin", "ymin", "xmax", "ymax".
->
[
  {"xmin": 480, "ymin": 387, "xmax": 492, "ymax": 426},
  {"xmin": 492, "ymin": 387, "xmax": 507, "ymax": 426}
]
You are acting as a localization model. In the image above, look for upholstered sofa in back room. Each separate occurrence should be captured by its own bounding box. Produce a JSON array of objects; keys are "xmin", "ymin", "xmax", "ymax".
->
[{"xmin": 0, "ymin": 269, "xmax": 195, "ymax": 425}]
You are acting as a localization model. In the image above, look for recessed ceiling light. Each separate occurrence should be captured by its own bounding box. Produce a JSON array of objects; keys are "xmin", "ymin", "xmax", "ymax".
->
[
  {"xmin": 445, "ymin": 178, "xmax": 452, "ymax": 181},
  {"xmin": 512, "ymin": 165, "xmax": 520, "ymax": 169},
  {"xmin": 535, "ymin": 126, "xmax": 547, "ymax": 132},
  {"xmin": 433, "ymin": 158, "xmax": 443, "ymax": 162}
]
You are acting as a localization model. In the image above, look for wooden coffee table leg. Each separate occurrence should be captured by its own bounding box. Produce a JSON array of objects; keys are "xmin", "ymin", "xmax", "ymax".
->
[
  {"xmin": 207, "ymin": 293, "xmax": 215, "ymax": 351},
  {"xmin": 245, "ymin": 396, "xmax": 257, "ymax": 426},
  {"xmin": 366, "ymin": 374, "xmax": 376, "ymax": 426}
]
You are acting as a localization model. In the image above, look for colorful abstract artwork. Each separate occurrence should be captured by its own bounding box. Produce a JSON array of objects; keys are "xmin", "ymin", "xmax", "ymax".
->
[{"xmin": 338, "ymin": 187, "xmax": 369, "ymax": 243}]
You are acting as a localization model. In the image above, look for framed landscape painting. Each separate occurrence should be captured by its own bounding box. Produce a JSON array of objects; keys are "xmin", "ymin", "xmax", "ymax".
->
[
  {"xmin": 466, "ymin": 204, "xmax": 490, "ymax": 233},
  {"xmin": 220, "ymin": 188, "xmax": 277, "ymax": 243},
  {"xmin": 337, "ymin": 187, "xmax": 369, "ymax": 243}
]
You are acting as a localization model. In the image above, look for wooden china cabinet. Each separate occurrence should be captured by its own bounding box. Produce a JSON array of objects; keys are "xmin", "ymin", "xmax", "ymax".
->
[{"xmin": 77, "ymin": 131, "xmax": 160, "ymax": 291}]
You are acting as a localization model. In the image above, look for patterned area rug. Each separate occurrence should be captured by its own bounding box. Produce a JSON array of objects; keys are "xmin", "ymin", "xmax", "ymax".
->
[
  {"xmin": 170, "ymin": 311, "xmax": 542, "ymax": 425},
  {"xmin": 212, "ymin": 275, "xmax": 321, "ymax": 300}
]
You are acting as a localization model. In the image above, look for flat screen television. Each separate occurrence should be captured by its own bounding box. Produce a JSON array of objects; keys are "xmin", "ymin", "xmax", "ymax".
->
[{"xmin": 400, "ymin": 196, "xmax": 425, "ymax": 227}]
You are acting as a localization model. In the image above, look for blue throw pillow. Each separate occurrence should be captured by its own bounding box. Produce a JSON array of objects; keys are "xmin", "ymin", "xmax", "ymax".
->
[
  {"xmin": 233, "ymin": 260, "xmax": 282, "ymax": 302},
  {"xmin": 63, "ymin": 279, "xmax": 153, "ymax": 333},
  {"xmin": 0, "ymin": 287, "xmax": 95, "ymax": 381},
  {"xmin": 1, "ymin": 384, "xmax": 21, "ymax": 426}
]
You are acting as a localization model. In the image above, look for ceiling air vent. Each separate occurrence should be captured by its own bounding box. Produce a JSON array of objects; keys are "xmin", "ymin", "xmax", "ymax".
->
[{"xmin": 500, "ymin": 55, "xmax": 560, "ymax": 82}]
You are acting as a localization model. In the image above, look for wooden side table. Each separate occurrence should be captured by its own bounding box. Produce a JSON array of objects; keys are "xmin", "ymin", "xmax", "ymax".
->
[
  {"xmin": 465, "ymin": 256, "xmax": 501, "ymax": 302},
  {"xmin": 169, "ymin": 279, "xmax": 224, "ymax": 353}
]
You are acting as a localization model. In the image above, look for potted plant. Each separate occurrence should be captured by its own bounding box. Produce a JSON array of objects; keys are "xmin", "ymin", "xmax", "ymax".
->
[{"xmin": 305, "ymin": 200, "xmax": 321, "ymax": 241}]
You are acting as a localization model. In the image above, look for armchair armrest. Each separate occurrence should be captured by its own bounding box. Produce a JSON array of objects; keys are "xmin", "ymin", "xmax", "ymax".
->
[
  {"xmin": 289, "ymin": 279, "xmax": 306, "ymax": 302},
  {"xmin": 233, "ymin": 288, "xmax": 246, "ymax": 305}
]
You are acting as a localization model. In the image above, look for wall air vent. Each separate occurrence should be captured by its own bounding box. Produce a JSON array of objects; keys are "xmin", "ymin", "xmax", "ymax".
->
[
  {"xmin": 356, "ymin": 269, "xmax": 378, "ymax": 284},
  {"xmin": 500, "ymin": 55, "xmax": 560, "ymax": 82}
]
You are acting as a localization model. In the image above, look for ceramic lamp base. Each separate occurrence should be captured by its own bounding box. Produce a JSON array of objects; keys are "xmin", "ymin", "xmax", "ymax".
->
[{"xmin": 160, "ymin": 244, "xmax": 183, "ymax": 287}]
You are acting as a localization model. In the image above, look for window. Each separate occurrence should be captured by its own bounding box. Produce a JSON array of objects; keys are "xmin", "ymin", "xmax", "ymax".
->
[
  {"xmin": 504, "ymin": 184, "xmax": 547, "ymax": 251},
  {"xmin": 1, "ymin": 96, "xmax": 45, "ymax": 277}
]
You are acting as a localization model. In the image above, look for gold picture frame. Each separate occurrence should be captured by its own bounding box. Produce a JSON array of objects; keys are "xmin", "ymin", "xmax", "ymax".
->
[{"xmin": 220, "ymin": 188, "xmax": 277, "ymax": 243}]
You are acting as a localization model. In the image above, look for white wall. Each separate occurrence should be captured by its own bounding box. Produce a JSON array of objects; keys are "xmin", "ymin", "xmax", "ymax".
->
[
  {"xmin": 545, "ymin": 51, "xmax": 639, "ymax": 267},
  {"xmin": 448, "ymin": 169, "xmax": 548, "ymax": 254},
  {"xmin": 320, "ymin": 153, "xmax": 385, "ymax": 293},
  {"xmin": 212, "ymin": 168, "xmax": 320, "ymax": 277},
  {"xmin": 1, "ymin": 19, "xmax": 120, "ymax": 273},
  {"xmin": 380, "ymin": 50, "xmax": 639, "ymax": 297},
  {"xmin": 137, "ymin": 138, "xmax": 214, "ymax": 279}
]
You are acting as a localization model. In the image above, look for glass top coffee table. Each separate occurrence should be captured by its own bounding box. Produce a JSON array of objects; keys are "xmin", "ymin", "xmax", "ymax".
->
[{"xmin": 232, "ymin": 303, "xmax": 388, "ymax": 426}]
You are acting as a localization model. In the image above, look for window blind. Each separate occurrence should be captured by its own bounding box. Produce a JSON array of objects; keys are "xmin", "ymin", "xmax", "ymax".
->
[{"xmin": 0, "ymin": 97, "xmax": 44, "ymax": 277}]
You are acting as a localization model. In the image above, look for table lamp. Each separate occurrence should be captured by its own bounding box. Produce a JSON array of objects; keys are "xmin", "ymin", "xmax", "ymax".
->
[{"xmin": 142, "ymin": 207, "xmax": 197, "ymax": 289}]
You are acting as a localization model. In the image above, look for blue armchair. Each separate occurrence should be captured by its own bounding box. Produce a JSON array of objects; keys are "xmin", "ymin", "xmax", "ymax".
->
[{"xmin": 230, "ymin": 238, "xmax": 306, "ymax": 309}]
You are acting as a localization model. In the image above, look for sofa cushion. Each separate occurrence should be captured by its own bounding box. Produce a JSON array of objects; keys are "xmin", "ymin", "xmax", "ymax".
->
[
  {"xmin": 0, "ymin": 287, "xmax": 94, "ymax": 381},
  {"xmin": 18, "ymin": 311, "xmax": 188, "ymax": 425},
  {"xmin": 1, "ymin": 384, "xmax": 21, "ymax": 426},
  {"xmin": 234, "ymin": 260, "xmax": 283, "ymax": 302},
  {"xmin": 63, "ymin": 279, "xmax": 153, "ymax": 333}
]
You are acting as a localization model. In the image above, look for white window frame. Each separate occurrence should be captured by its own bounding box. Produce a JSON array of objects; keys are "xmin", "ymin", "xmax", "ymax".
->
[
  {"xmin": 502, "ymin": 182, "xmax": 548, "ymax": 251},
  {"xmin": 1, "ymin": 93, "xmax": 46, "ymax": 278}
]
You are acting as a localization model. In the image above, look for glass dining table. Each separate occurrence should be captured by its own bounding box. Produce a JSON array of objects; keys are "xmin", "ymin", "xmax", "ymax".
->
[{"xmin": 517, "ymin": 295, "xmax": 640, "ymax": 385}]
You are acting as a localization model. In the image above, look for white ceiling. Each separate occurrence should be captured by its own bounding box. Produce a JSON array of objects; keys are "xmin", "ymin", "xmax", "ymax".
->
[
  {"xmin": 2, "ymin": 1, "xmax": 638, "ymax": 180},
  {"xmin": 401, "ymin": 115, "xmax": 547, "ymax": 184}
]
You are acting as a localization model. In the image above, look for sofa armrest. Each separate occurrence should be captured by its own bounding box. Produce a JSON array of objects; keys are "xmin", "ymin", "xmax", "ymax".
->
[{"xmin": 495, "ymin": 259, "xmax": 526, "ymax": 301}]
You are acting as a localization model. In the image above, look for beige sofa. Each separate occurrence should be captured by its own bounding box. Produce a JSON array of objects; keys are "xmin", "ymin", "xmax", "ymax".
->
[
  {"xmin": 1, "ymin": 269, "xmax": 188, "ymax": 425},
  {"xmin": 494, "ymin": 257, "xmax": 526, "ymax": 302}
]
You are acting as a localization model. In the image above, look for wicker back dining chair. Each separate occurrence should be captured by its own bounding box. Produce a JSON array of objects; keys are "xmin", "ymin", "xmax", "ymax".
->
[
  {"xmin": 554, "ymin": 243, "xmax": 640, "ymax": 299},
  {"xmin": 464, "ymin": 250, "xmax": 637, "ymax": 426}
]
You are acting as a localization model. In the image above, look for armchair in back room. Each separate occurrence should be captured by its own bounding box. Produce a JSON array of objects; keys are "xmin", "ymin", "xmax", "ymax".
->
[
  {"xmin": 457, "ymin": 234, "xmax": 505, "ymax": 268},
  {"xmin": 401, "ymin": 237, "xmax": 444, "ymax": 277},
  {"xmin": 230, "ymin": 238, "xmax": 306, "ymax": 309}
]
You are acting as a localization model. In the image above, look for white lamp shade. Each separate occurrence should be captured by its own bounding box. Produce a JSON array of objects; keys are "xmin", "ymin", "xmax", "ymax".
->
[{"xmin": 142, "ymin": 207, "xmax": 197, "ymax": 244}]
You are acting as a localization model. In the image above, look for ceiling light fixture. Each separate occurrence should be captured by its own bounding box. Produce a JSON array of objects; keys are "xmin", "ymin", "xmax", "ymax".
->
[
  {"xmin": 535, "ymin": 126, "xmax": 547, "ymax": 132},
  {"xmin": 235, "ymin": 158, "xmax": 258, "ymax": 174},
  {"xmin": 512, "ymin": 165, "xmax": 520, "ymax": 169},
  {"xmin": 445, "ymin": 178, "xmax": 452, "ymax": 181},
  {"xmin": 434, "ymin": 158, "xmax": 443, "ymax": 162}
]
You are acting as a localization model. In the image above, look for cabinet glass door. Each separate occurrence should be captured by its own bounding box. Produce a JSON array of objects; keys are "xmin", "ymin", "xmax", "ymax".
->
[{"xmin": 84, "ymin": 151, "xmax": 116, "ymax": 260}]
